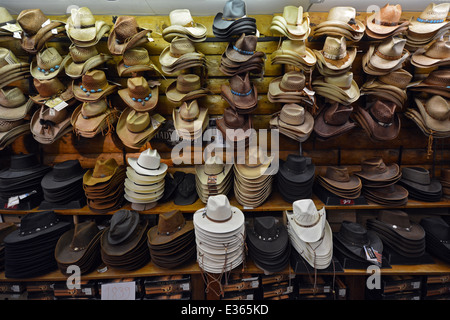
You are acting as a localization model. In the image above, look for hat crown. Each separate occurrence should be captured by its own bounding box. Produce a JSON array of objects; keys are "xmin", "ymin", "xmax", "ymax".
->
[
  {"xmin": 52, "ymin": 159, "xmax": 84, "ymax": 182},
  {"xmin": 279, "ymin": 71, "xmax": 306, "ymax": 92},
  {"xmin": 374, "ymin": 4, "xmax": 402, "ymax": 25},
  {"xmin": 123, "ymin": 47, "xmax": 150, "ymax": 66},
  {"xmin": 19, "ymin": 211, "xmax": 60, "ymax": 236},
  {"xmin": 361, "ymin": 157, "xmax": 388, "ymax": 175},
  {"xmin": 281, "ymin": 40, "xmax": 306, "ymax": 56},
  {"xmin": 0, "ymin": 7, "xmax": 14, "ymax": 24},
  {"xmin": 0, "ymin": 87, "xmax": 26, "ymax": 108},
  {"xmin": 423, "ymin": 69, "xmax": 450, "ymax": 87},
  {"xmin": 157, "ymin": 210, "xmax": 185, "ymax": 234},
  {"xmin": 323, "ymin": 36, "xmax": 347, "ymax": 59},
  {"xmin": 92, "ymin": 158, "xmax": 118, "ymax": 179},
  {"xmin": 370, "ymin": 100, "xmax": 396, "ymax": 124},
  {"xmin": 70, "ymin": 44, "xmax": 98, "ymax": 63},
  {"xmin": 128, "ymin": 77, "xmax": 151, "ymax": 98},
  {"xmin": 280, "ymin": 104, "xmax": 305, "ymax": 126},
  {"xmin": 241, "ymin": 145, "xmax": 269, "ymax": 167},
  {"xmin": 170, "ymin": 37, "xmax": 196, "ymax": 55},
  {"xmin": 204, "ymin": 155, "xmax": 225, "ymax": 175},
  {"xmin": 137, "ymin": 149, "xmax": 162, "ymax": 170},
  {"xmin": 426, "ymin": 39, "xmax": 450, "ymax": 59},
  {"xmin": 378, "ymin": 210, "xmax": 411, "ymax": 229},
  {"xmin": 176, "ymin": 74, "xmax": 201, "ymax": 93},
  {"xmin": 70, "ymin": 7, "xmax": 95, "ymax": 28},
  {"xmin": 222, "ymin": 0, "xmax": 246, "ymax": 19},
  {"xmin": 419, "ymin": 3, "xmax": 450, "ymax": 21},
  {"xmin": 179, "ymin": 100, "xmax": 200, "ymax": 121},
  {"xmin": 33, "ymin": 78, "xmax": 66, "ymax": 98},
  {"xmin": 81, "ymin": 99, "xmax": 108, "ymax": 118},
  {"xmin": 234, "ymin": 33, "xmax": 257, "ymax": 53},
  {"xmin": 37, "ymin": 47, "xmax": 64, "ymax": 70},
  {"xmin": 425, "ymin": 95, "xmax": 450, "ymax": 121},
  {"xmin": 378, "ymin": 69, "xmax": 412, "ymax": 89},
  {"xmin": 253, "ymin": 216, "xmax": 278, "ymax": 240},
  {"xmin": 230, "ymin": 72, "xmax": 251, "ymax": 94},
  {"xmin": 223, "ymin": 106, "xmax": 245, "ymax": 128},
  {"xmin": 339, "ymin": 221, "xmax": 369, "ymax": 245},
  {"xmin": 285, "ymin": 154, "xmax": 310, "ymax": 174},
  {"xmin": 293, "ymin": 199, "xmax": 321, "ymax": 227},
  {"xmin": 327, "ymin": 7, "xmax": 356, "ymax": 24},
  {"xmin": 377, "ymin": 37, "xmax": 406, "ymax": 57},
  {"xmin": 169, "ymin": 9, "xmax": 195, "ymax": 27},
  {"xmin": 70, "ymin": 221, "xmax": 99, "ymax": 251},
  {"xmin": 9, "ymin": 153, "xmax": 40, "ymax": 170},
  {"xmin": 323, "ymin": 102, "xmax": 353, "ymax": 126},
  {"xmin": 206, "ymin": 195, "xmax": 232, "ymax": 222},
  {"xmin": 113, "ymin": 16, "xmax": 140, "ymax": 42},
  {"xmin": 17, "ymin": 8, "xmax": 48, "ymax": 35},
  {"xmin": 81, "ymin": 69, "xmax": 108, "ymax": 91},
  {"xmin": 108, "ymin": 210, "xmax": 139, "ymax": 244},
  {"xmin": 40, "ymin": 105, "xmax": 68, "ymax": 125},
  {"xmin": 126, "ymin": 109, "xmax": 150, "ymax": 133},
  {"xmin": 325, "ymin": 166, "xmax": 351, "ymax": 182},
  {"xmin": 283, "ymin": 6, "xmax": 304, "ymax": 26},
  {"xmin": 324, "ymin": 72, "xmax": 353, "ymax": 89}
]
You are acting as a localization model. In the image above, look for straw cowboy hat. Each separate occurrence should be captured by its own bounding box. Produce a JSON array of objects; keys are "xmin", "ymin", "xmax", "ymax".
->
[
  {"xmin": 365, "ymin": 4, "xmax": 410, "ymax": 38},
  {"xmin": 414, "ymin": 95, "xmax": 450, "ymax": 133},
  {"xmin": 270, "ymin": 6, "xmax": 311, "ymax": 40},
  {"xmin": 117, "ymin": 47, "xmax": 156, "ymax": 77},
  {"xmin": 65, "ymin": 7, "xmax": 110, "ymax": 47},
  {"xmin": 162, "ymin": 9, "xmax": 207, "ymax": 42},
  {"xmin": 269, "ymin": 103, "xmax": 314, "ymax": 142},
  {"xmin": 73, "ymin": 70, "xmax": 117, "ymax": 102},
  {"xmin": 30, "ymin": 77, "xmax": 75, "ymax": 106},
  {"xmin": 30, "ymin": 105, "xmax": 72, "ymax": 144},
  {"xmin": 313, "ymin": 36, "xmax": 357, "ymax": 71},
  {"xmin": 107, "ymin": 15, "xmax": 151, "ymax": 56},
  {"xmin": 0, "ymin": 87, "xmax": 34, "ymax": 121},
  {"xmin": 173, "ymin": 99, "xmax": 209, "ymax": 140},
  {"xmin": 30, "ymin": 47, "xmax": 70, "ymax": 80},
  {"xmin": 166, "ymin": 74, "xmax": 211, "ymax": 103},
  {"xmin": 408, "ymin": 3, "xmax": 450, "ymax": 34},
  {"xmin": 118, "ymin": 76, "xmax": 160, "ymax": 112},
  {"xmin": 65, "ymin": 44, "xmax": 112, "ymax": 79},
  {"xmin": 271, "ymin": 39, "xmax": 316, "ymax": 68},
  {"xmin": 312, "ymin": 72, "xmax": 360, "ymax": 105},
  {"xmin": 411, "ymin": 38, "xmax": 450, "ymax": 68},
  {"xmin": 313, "ymin": 7, "xmax": 365, "ymax": 41},
  {"xmin": 367, "ymin": 37, "xmax": 410, "ymax": 71}
]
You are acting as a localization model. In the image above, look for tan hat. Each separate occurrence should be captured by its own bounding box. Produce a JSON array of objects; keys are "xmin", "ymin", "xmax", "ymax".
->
[
  {"xmin": 0, "ymin": 87, "xmax": 33, "ymax": 121},
  {"xmin": 159, "ymin": 36, "xmax": 204, "ymax": 67},
  {"xmin": 166, "ymin": 74, "xmax": 211, "ymax": 103},
  {"xmin": 83, "ymin": 158, "xmax": 121, "ymax": 186},
  {"xmin": 313, "ymin": 36, "xmax": 357, "ymax": 71},
  {"xmin": 378, "ymin": 69, "xmax": 413, "ymax": 90},
  {"xmin": 118, "ymin": 77, "xmax": 159, "ymax": 112},
  {"xmin": 31, "ymin": 78, "xmax": 75, "ymax": 106},
  {"xmin": 409, "ymin": 3, "xmax": 449, "ymax": 34},
  {"xmin": 30, "ymin": 47, "xmax": 69, "ymax": 80},
  {"xmin": 270, "ymin": 6, "xmax": 311, "ymax": 40},
  {"xmin": 313, "ymin": 6, "xmax": 365, "ymax": 41},
  {"xmin": 73, "ymin": 70, "xmax": 117, "ymax": 102},
  {"xmin": 196, "ymin": 155, "xmax": 233, "ymax": 187},
  {"xmin": 268, "ymin": 71, "xmax": 306, "ymax": 98},
  {"xmin": 71, "ymin": 99, "xmax": 118, "ymax": 138},
  {"xmin": 271, "ymin": 39, "xmax": 316, "ymax": 67},
  {"xmin": 66, "ymin": 7, "xmax": 110, "ymax": 47},
  {"xmin": 269, "ymin": 103, "xmax": 314, "ymax": 142},
  {"xmin": 173, "ymin": 100, "xmax": 208, "ymax": 139},
  {"xmin": 312, "ymin": 72, "xmax": 360, "ymax": 105},
  {"xmin": 65, "ymin": 44, "xmax": 112, "ymax": 79},
  {"xmin": 411, "ymin": 38, "xmax": 450, "ymax": 68},
  {"xmin": 234, "ymin": 145, "xmax": 274, "ymax": 180},
  {"xmin": 368, "ymin": 37, "xmax": 410, "ymax": 70},
  {"xmin": 366, "ymin": 4, "xmax": 410, "ymax": 36},
  {"xmin": 30, "ymin": 105, "xmax": 72, "ymax": 144},
  {"xmin": 117, "ymin": 47, "xmax": 156, "ymax": 77},
  {"xmin": 0, "ymin": 7, "xmax": 16, "ymax": 26},
  {"xmin": 107, "ymin": 16, "xmax": 150, "ymax": 56},
  {"xmin": 415, "ymin": 95, "xmax": 450, "ymax": 132},
  {"xmin": 162, "ymin": 9, "xmax": 207, "ymax": 42}
]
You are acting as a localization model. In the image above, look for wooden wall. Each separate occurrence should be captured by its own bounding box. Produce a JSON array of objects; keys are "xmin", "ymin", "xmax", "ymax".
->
[{"xmin": 1, "ymin": 11, "xmax": 449, "ymax": 177}]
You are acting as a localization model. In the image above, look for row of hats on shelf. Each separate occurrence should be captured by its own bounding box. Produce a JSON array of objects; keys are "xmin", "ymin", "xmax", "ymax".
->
[
  {"xmin": 1, "ymin": 196, "xmax": 449, "ymax": 280},
  {"xmin": 0, "ymin": 148, "xmax": 448, "ymax": 214}
]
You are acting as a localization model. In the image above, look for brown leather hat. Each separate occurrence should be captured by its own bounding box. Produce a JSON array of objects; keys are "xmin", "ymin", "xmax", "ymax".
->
[
  {"xmin": 107, "ymin": 16, "xmax": 150, "ymax": 56},
  {"xmin": 220, "ymin": 72, "xmax": 258, "ymax": 110},
  {"xmin": 321, "ymin": 166, "xmax": 361, "ymax": 191},
  {"xmin": 356, "ymin": 100, "xmax": 401, "ymax": 141},
  {"xmin": 225, "ymin": 33, "xmax": 259, "ymax": 63},
  {"xmin": 147, "ymin": 210, "xmax": 194, "ymax": 246},
  {"xmin": 354, "ymin": 157, "xmax": 400, "ymax": 182},
  {"xmin": 216, "ymin": 106, "xmax": 252, "ymax": 143},
  {"xmin": 314, "ymin": 102, "xmax": 356, "ymax": 139}
]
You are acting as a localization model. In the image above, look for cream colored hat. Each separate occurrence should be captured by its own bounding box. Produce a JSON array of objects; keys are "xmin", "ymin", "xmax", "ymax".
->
[
  {"xmin": 414, "ymin": 95, "xmax": 450, "ymax": 133},
  {"xmin": 270, "ymin": 6, "xmax": 311, "ymax": 40},
  {"xmin": 313, "ymin": 36, "xmax": 357, "ymax": 71},
  {"xmin": 409, "ymin": 3, "xmax": 450, "ymax": 34},
  {"xmin": 368, "ymin": 37, "xmax": 410, "ymax": 70}
]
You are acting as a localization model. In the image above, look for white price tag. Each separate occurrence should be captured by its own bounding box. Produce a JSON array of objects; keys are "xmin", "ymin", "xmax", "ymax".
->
[
  {"xmin": 180, "ymin": 283, "xmax": 190, "ymax": 291},
  {"xmin": 101, "ymin": 281, "xmax": 136, "ymax": 300},
  {"xmin": 53, "ymin": 100, "xmax": 69, "ymax": 112},
  {"xmin": 51, "ymin": 28, "xmax": 58, "ymax": 34},
  {"xmin": 13, "ymin": 31, "xmax": 21, "ymax": 39},
  {"xmin": 7, "ymin": 196, "xmax": 19, "ymax": 208},
  {"xmin": 82, "ymin": 288, "xmax": 92, "ymax": 295},
  {"xmin": 243, "ymin": 206, "xmax": 254, "ymax": 210},
  {"xmin": 41, "ymin": 19, "xmax": 51, "ymax": 28},
  {"xmin": 1, "ymin": 23, "xmax": 22, "ymax": 33}
]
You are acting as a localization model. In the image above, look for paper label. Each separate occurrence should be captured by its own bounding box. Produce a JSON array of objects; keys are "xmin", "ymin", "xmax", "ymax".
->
[
  {"xmin": 82, "ymin": 288, "xmax": 92, "ymax": 295},
  {"xmin": 180, "ymin": 283, "xmax": 190, "ymax": 291},
  {"xmin": 53, "ymin": 100, "xmax": 69, "ymax": 112},
  {"xmin": 339, "ymin": 199, "xmax": 355, "ymax": 205},
  {"xmin": 7, "ymin": 196, "xmax": 19, "ymax": 208},
  {"xmin": 13, "ymin": 31, "xmax": 21, "ymax": 39},
  {"xmin": 4, "ymin": 51, "xmax": 18, "ymax": 65},
  {"xmin": 364, "ymin": 245, "xmax": 382, "ymax": 267},
  {"xmin": 41, "ymin": 19, "xmax": 51, "ymax": 28},
  {"xmin": 1, "ymin": 23, "xmax": 22, "ymax": 33},
  {"xmin": 51, "ymin": 28, "xmax": 58, "ymax": 35},
  {"xmin": 45, "ymin": 97, "xmax": 67, "ymax": 111},
  {"xmin": 303, "ymin": 88, "xmax": 315, "ymax": 96},
  {"xmin": 101, "ymin": 281, "xmax": 136, "ymax": 300}
]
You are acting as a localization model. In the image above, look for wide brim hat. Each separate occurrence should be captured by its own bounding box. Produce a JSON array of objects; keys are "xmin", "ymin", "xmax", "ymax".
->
[
  {"xmin": 30, "ymin": 55, "xmax": 70, "ymax": 81},
  {"xmin": 72, "ymin": 78, "xmax": 117, "ymax": 103},
  {"xmin": 334, "ymin": 229, "xmax": 383, "ymax": 262},
  {"xmin": 0, "ymin": 98, "xmax": 34, "ymax": 121},
  {"xmin": 107, "ymin": 25, "xmax": 150, "ymax": 56},
  {"xmin": 271, "ymin": 46, "xmax": 317, "ymax": 67},
  {"xmin": 116, "ymin": 57, "xmax": 156, "ymax": 77},
  {"xmin": 367, "ymin": 44, "xmax": 410, "ymax": 70},
  {"xmin": 312, "ymin": 78, "xmax": 360, "ymax": 102},
  {"xmin": 166, "ymin": 79, "xmax": 211, "ymax": 103},
  {"xmin": 41, "ymin": 166, "xmax": 86, "ymax": 192},
  {"xmin": 173, "ymin": 105, "xmax": 209, "ymax": 134},
  {"xmin": 246, "ymin": 220, "xmax": 289, "ymax": 255},
  {"xmin": 289, "ymin": 207, "xmax": 326, "ymax": 244},
  {"xmin": 193, "ymin": 204, "xmax": 245, "ymax": 235},
  {"xmin": 65, "ymin": 53, "xmax": 112, "ymax": 79},
  {"xmin": 409, "ymin": 19, "xmax": 450, "ymax": 34},
  {"xmin": 127, "ymin": 158, "xmax": 168, "ymax": 177},
  {"xmin": 278, "ymin": 158, "xmax": 315, "ymax": 184},
  {"xmin": 213, "ymin": 12, "xmax": 256, "ymax": 31},
  {"xmin": 270, "ymin": 109, "xmax": 314, "ymax": 136},
  {"xmin": 66, "ymin": 21, "xmax": 110, "ymax": 47},
  {"xmin": 159, "ymin": 46, "xmax": 205, "ymax": 69},
  {"xmin": 369, "ymin": 218, "xmax": 425, "ymax": 242},
  {"xmin": 414, "ymin": 97, "xmax": 450, "ymax": 132},
  {"xmin": 117, "ymin": 80, "xmax": 159, "ymax": 112},
  {"xmin": 366, "ymin": 11, "xmax": 411, "ymax": 35},
  {"xmin": 101, "ymin": 219, "xmax": 148, "ymax": 257},
  {"xmin": 313, "ymin": 46, "xmax": 357, "ymax": 71},
  {"xmin": 356, "ymin": 105, "xmax": 401, "ymax": 141},
  {"xmin": 195, "ymin": 162, "xmax": 233, "ymax": 186},
  {"xmin": 313, "ymin": 105, "xmax": 356, "ymax": 139},
  {"xmin": 147, "ymin": 220, "xmax": 194, "ymax": 247}
]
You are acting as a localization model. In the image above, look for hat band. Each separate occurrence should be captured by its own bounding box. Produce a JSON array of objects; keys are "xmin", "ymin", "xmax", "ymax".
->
[
  {"xmin": 375, "ymin": 49, "xmax": 403, "ymax": 61},
  {"xmin": 252, "ymin": 228, "xmax": 279, "ymax": 242},
  {"xmin": 137, "ymin": 161, "xmax": 161, "ymax": 171},
  {"xmin": 374, "ymin": 19, "xmax": 400, "ymax": 26},
  {"xmin": 180, "ymin": 115, "xmax": 197, "ymax": 122},
  {"xmin": 131, "ymin": 92, "xmax": 152, "ymax": 106},
  {"xmin": 382, "ymin": 222, "xmax": 411, "ymax": 232},
  {"xmin": 231, "ymin": 88, "xmax": 252, "ymax": 97},
  {"xmin": 157, "ymin": 220, "xmax": 186, "ymax": 236},
  {"xmin": 19, "ymin": 219, "xmax": 59, "ymax": 236},
  {"xmin": 71, "ymin": 23, "xmax": 96, "ymax": 29},
  {"xmin": 204, "ymin": 209, "xmax": 233, "ymax": 223},
  {"xmin": 37, "ymin": 64, "xmax": 60, "ymax": 75},
  {"xmin": 369, "ymin": 109, "xmax": 393, "ymax": 128},
  {"xmin": 80, "ymin": 84, "xmax": 103, "ymax": 96},
  {"xmin": 294, "ymin": 212, "xmax": 321, "ymax": 229},
  {"xmin": 323, "ymin": 50, "xmax": 347, "ymax": 60},
  {"xmin": 233, "ymin": 45, "xmax": 254, "ymax": 55},
  {"xmin": 417, "ymin": 18, "xmax": 445, "ymax": 23}
]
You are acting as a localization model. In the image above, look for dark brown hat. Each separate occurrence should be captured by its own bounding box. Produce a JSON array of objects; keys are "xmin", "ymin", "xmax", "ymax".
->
[
  {"xmin": 225, "ymin": 33, "xmax": 259, "ymax": 63},
  {"xmin": 216, "ymin": 106, "xmax": 253, "ymax": 143},
  {"xmin": 313, "ymin": 102, "xmax": 356, "ymax": 139},
  {"xmin": 220, "ymin": 72, "xmax": 258, "ymax": 111},
  {"xmin": 147, "ymin": 210, "xmax": 194, "ymax": 246},
  {"xmin": 354, "ymin": 157, "xmax": 400, "ymax": 182},
  {"xmin": 107, "ymin": 16, "xmax": 150, "ymax": 56},
  {"xmin": 356, "ymin": 100, "xmax": 400, "ymax": 141}
]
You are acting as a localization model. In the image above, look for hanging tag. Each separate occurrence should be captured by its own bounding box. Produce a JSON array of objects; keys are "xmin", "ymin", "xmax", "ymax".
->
[
  {"xmin": 364, "ymin": 245, "xmax": 382, "ymax": 267},
  {"xmin": 151, "ymin": 117, "xmax": 160, "ymax": 129},
  {"xmin": 303, "ymin": 87, "xmax": 315, "ymax": 96},
  {"xmin": 45, "ymin": 97, "xmax": 65, "ymax": 109},
  {"xmin": 207, "ymin": 175, "xmax": 218, "ymax": 185},
  {"xmin": 49, "ymin": 108, "xmax": 56, "ymax": 116},
  {"xmin": 41, "ymin": 19, "xmax": 51, "ymax": 28},
  {"xmin": 4, "ymin": 51, "xmax": 18, "ymax": 65},
  {"xmin": 7, "ymin": 196, "xmax": 19, "ymax": 208},
  {"xmin": 1, "ymin": 23, "xmax": 22, "ymax": 33},
  {"xmin": 13, "ymin": 31, "xmax": 21, "ymax": 39},
  {"xmin": 53, "ymin": 100, "xmax": 69, "ymax": 112},
  {"xmin": 51, "ymin": 28, "xmax": 58, "ymax": 35}
]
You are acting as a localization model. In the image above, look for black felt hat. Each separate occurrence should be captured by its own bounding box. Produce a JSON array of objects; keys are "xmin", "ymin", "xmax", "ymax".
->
[
  {"xmin": 174, "ymin": 173, "xmax": 198, "ymax": 205},
  {"xmin": 278, "ymin": 154, "xmax": 315, "ymax": 184},
  {"xmin": 41, "ymin": 160, "xmax": 86, "ymax": 191}
]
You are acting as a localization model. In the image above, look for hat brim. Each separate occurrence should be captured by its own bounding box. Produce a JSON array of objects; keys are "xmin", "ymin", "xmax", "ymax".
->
[
  {"xmin": 65, "ymin": 53, "xmax": 112, "ymax": 79},
  {"xmin": 118, "ymin": 84, "xmax": 159, "ymax": 112},
  {"xmin": 30, "ymin": 55, "xmax": 70, "ymax": 80},
  {"xmin": 193, "ymin": 206, "xmax": 245, "ymax": 234},
  {"xmin": 415, "ymin": 97, "xmax": 450, "ymax": 132}
]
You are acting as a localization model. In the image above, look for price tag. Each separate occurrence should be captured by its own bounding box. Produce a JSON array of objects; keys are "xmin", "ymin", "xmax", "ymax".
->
[
  {"xmin": 303, "ymin": 88, "xmax": 315, "ymax": 96},
  {"xmin": 1, "ymin": 23, "xmax": 22, "ymax": 33},
  {"xmin": 364, "ymin": 245, "xmax": 382, "ymax": 267},
  {"xmin": 243, "ymin": 206, "xmax": 254, "ymax": 210},
  {"xmin": 101, "ymin": 281, "xmax": 136, "ymax": 300},
  {"xmin": 151, "ymin": 117, "xmax": 160, "ymax": 129},
  {"xmin": 339, "ymin": 199, "xmax": 355, "ymax": 205},
  {"xmin": 51, "ymin": 28, "xmax": 58, "ymax": 35},
  {"xmin": 180, "ymin": 283, "xmax": 190, "ymax": 291},
  {"xmin": 207, "ymin": 175, "xmax": 217, "ymax": 185},
  {"xmin": 41, "ymin": 19, "xmax": 51, "ymax": 28},
  {"xmin": 7, "ymin": 196, "xmax": 19, "ymax": 208},
  {"xmin": 82, "ymin": 288, "xmax": 92, "ymax": 296},
  {"xmin": 13, "ymin": 31, "xmax": 21, "ymax": 39}
]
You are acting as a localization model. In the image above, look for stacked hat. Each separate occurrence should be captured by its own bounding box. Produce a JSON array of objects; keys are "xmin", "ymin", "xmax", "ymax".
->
[
  {"xmin": 360, "ymin": 69, "xmax": 412, "ymax": 109},
  {"xmin": 116, "ymin": 47, "xmax": 158, "ymax": 78},
  {"xmin": 0, "ymin": 48, "xmax": 31, "ymax": 88},
  {"xmin": 40, "ymin": 160, "xmax": 87, "ymax": 209},
  {"xmin": 0, "ymin": 153, "xmax": 51, "ymax": 210},
  {"xmin": 313, "ymin": 36, "xmax": 357, "ymax": 77},
  {"xmin": 101, "ymin": 210, "xmax": 150, "ymax": 270},
  {"xmin": 277, "ymin": 154, "xmax": 315, "ymax": 203},
  {"xmin": 333, "ymin": 221, "xmax": 383, "ymax": 267},
  {"xmin": 65, "ymin": 7, "xmax": 110, "ymax": 47},
  {"xmin": 116, "ymin": 107, "xmax": 165, "ymax": 149},
  {"xmin": 30, "ymin": 105, "xmax": 73, "ymax": 144},
  {"xmin": 270, "ymin": 39, "xmax": 316, "ymax": 73},
  {"xmin": 268, "ymin": 71, "xmax": 314, "ymax": 108},
  {"xmin": 440, "ymin": 168, "xmax": 450, "ymax": 199},
  {"xmin": 64, "ymin": 44, "xmax": 112, "ymax": 79},
  {"xmin": 420, "ymin": 217, "xmax": 450, "ymax": 264},
  {"xmin": 54, "ymin": 220, "xmax": 103, "ymax": 275},
  {"xmin": 221, "ymin": 72, "xmax": 258, "ymax": 114},
  {"xmin": 398, "ymin": 167, "xmax": 442, "ymax": 202},
  {"xmin": 353, "ymin": 100, "xmax": 401, "ymax": 142},
  {"xmin": 71, "ymin": 99, "xmax": 119, "ymax": 138},
  {"xmin": 219, "ymin": 33, "xmax": 265, "ymax": 77},
  {"xmin": 173, "ymin": 100, "xmax": 209, "ymax": 141},
  {"xmin": 213, "ymin": 0, "xmax": 257, "ymax": 39},
  {"xmin": 3, "ymin": 211, "xmax": 71, "ymax": 278},
  {"xmin": 313, "ymin": 101, "xmax": 356, "ymax": 140},
  {"xmin": 286, "ymin": 199, "xmax": 333, "ymax": 270},
  {"xmin": 367, "ymin": 210, "xmax": 426, "ymax": 259},
  {"xmin": 411, "ymin": 38, "xmax": 450, "ymax": 69},
  {"xmin": 409, "ymin": 69, "xmax": 450, "ymax": 99},
  {"xmin": 166, "ymin": 74, "xmax": 211, "ymax": 104},
  {"xmin": 270, "ymin": 6, "xmax": 311, "ymax": 41},
  {"xmin": 16, "ymin": 9, "xmax": 65, "ymax": 54},
  {"xmin": 195, "ymin": 155, "xmax": 233, "ymax": 203},
  {"xmin": 216, "ymin": 106, "xmax": 253, "ymax": 147},
  {"xmin": 174, "ymin": 173, "xmax": 199, "ymax": 205},
  {"xmin": 354, "ymin": 157, "xmax": 408, "ymax": 206},
  {"xmin": 162, "ymin": 9, "xmax": 207, "ymax": 43},
  {"xmin": 0, "ymin": 222, "xmax": 16, "ymax": 271},
  {"xmin": 0, "ymin": 7, "xmax": 21, "ymax": 41},
  {"xmin": 270, "ymin": 103, "xmax": 314, "ymax": 142},
  {"xmin": 124, "ymin": 149, "xmax": 168, "ymax": 211},
  {"xmin": 193, "ymin": 195, "xmax": 246, "ymax": 274},
  {"xmin": 312, "ymin": 7, "xmax": 366, "ymax": 42},
  {"xmin": 246, "ymin": 216, "xmax": 290, "ymax": 273},
  {"xmin": 83, "ymin": 158, "xmax": 126, "ymax": 214},
  {"xmin": 147, "ymin": 210, "xmax": 196, "ymax": 269},
  {"xmin": 362, "ymin": 37, "xmax": 410, "ymax": 76},
  {"xmin": 312, "ymin": 72, "xmax": 360, "ymax": 106},
  {"xmin": 365, "ymin": 4, "xmax": 410, "ymax": 40},
  {"xmin": 316, "ymin": 166, "xmax": 362, "ymax": 199},
  {"xmin": 406, "ymin": 3, "xmax": 450, "ymax": 51},
  {"xmin": 107, "ymin": 15, "xmax": 151, "ymax": 56},
  {"xmin": 118, "ymin": 77, "xmax": 160, "ymax": 113},
  {"xmin": 233, "ymin": 145, "xmax": 275, "ymax": 208},
  {"xmin": 159, "ymin": 37, "xmax": 207, "ymax": 75},
  {"xmin": 0, "ymin": 87, "xmax": 33, "ymax": 150},
  {"xmin": 405, "ymin": 95, "xmax": 450, "ymax": 141}
]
